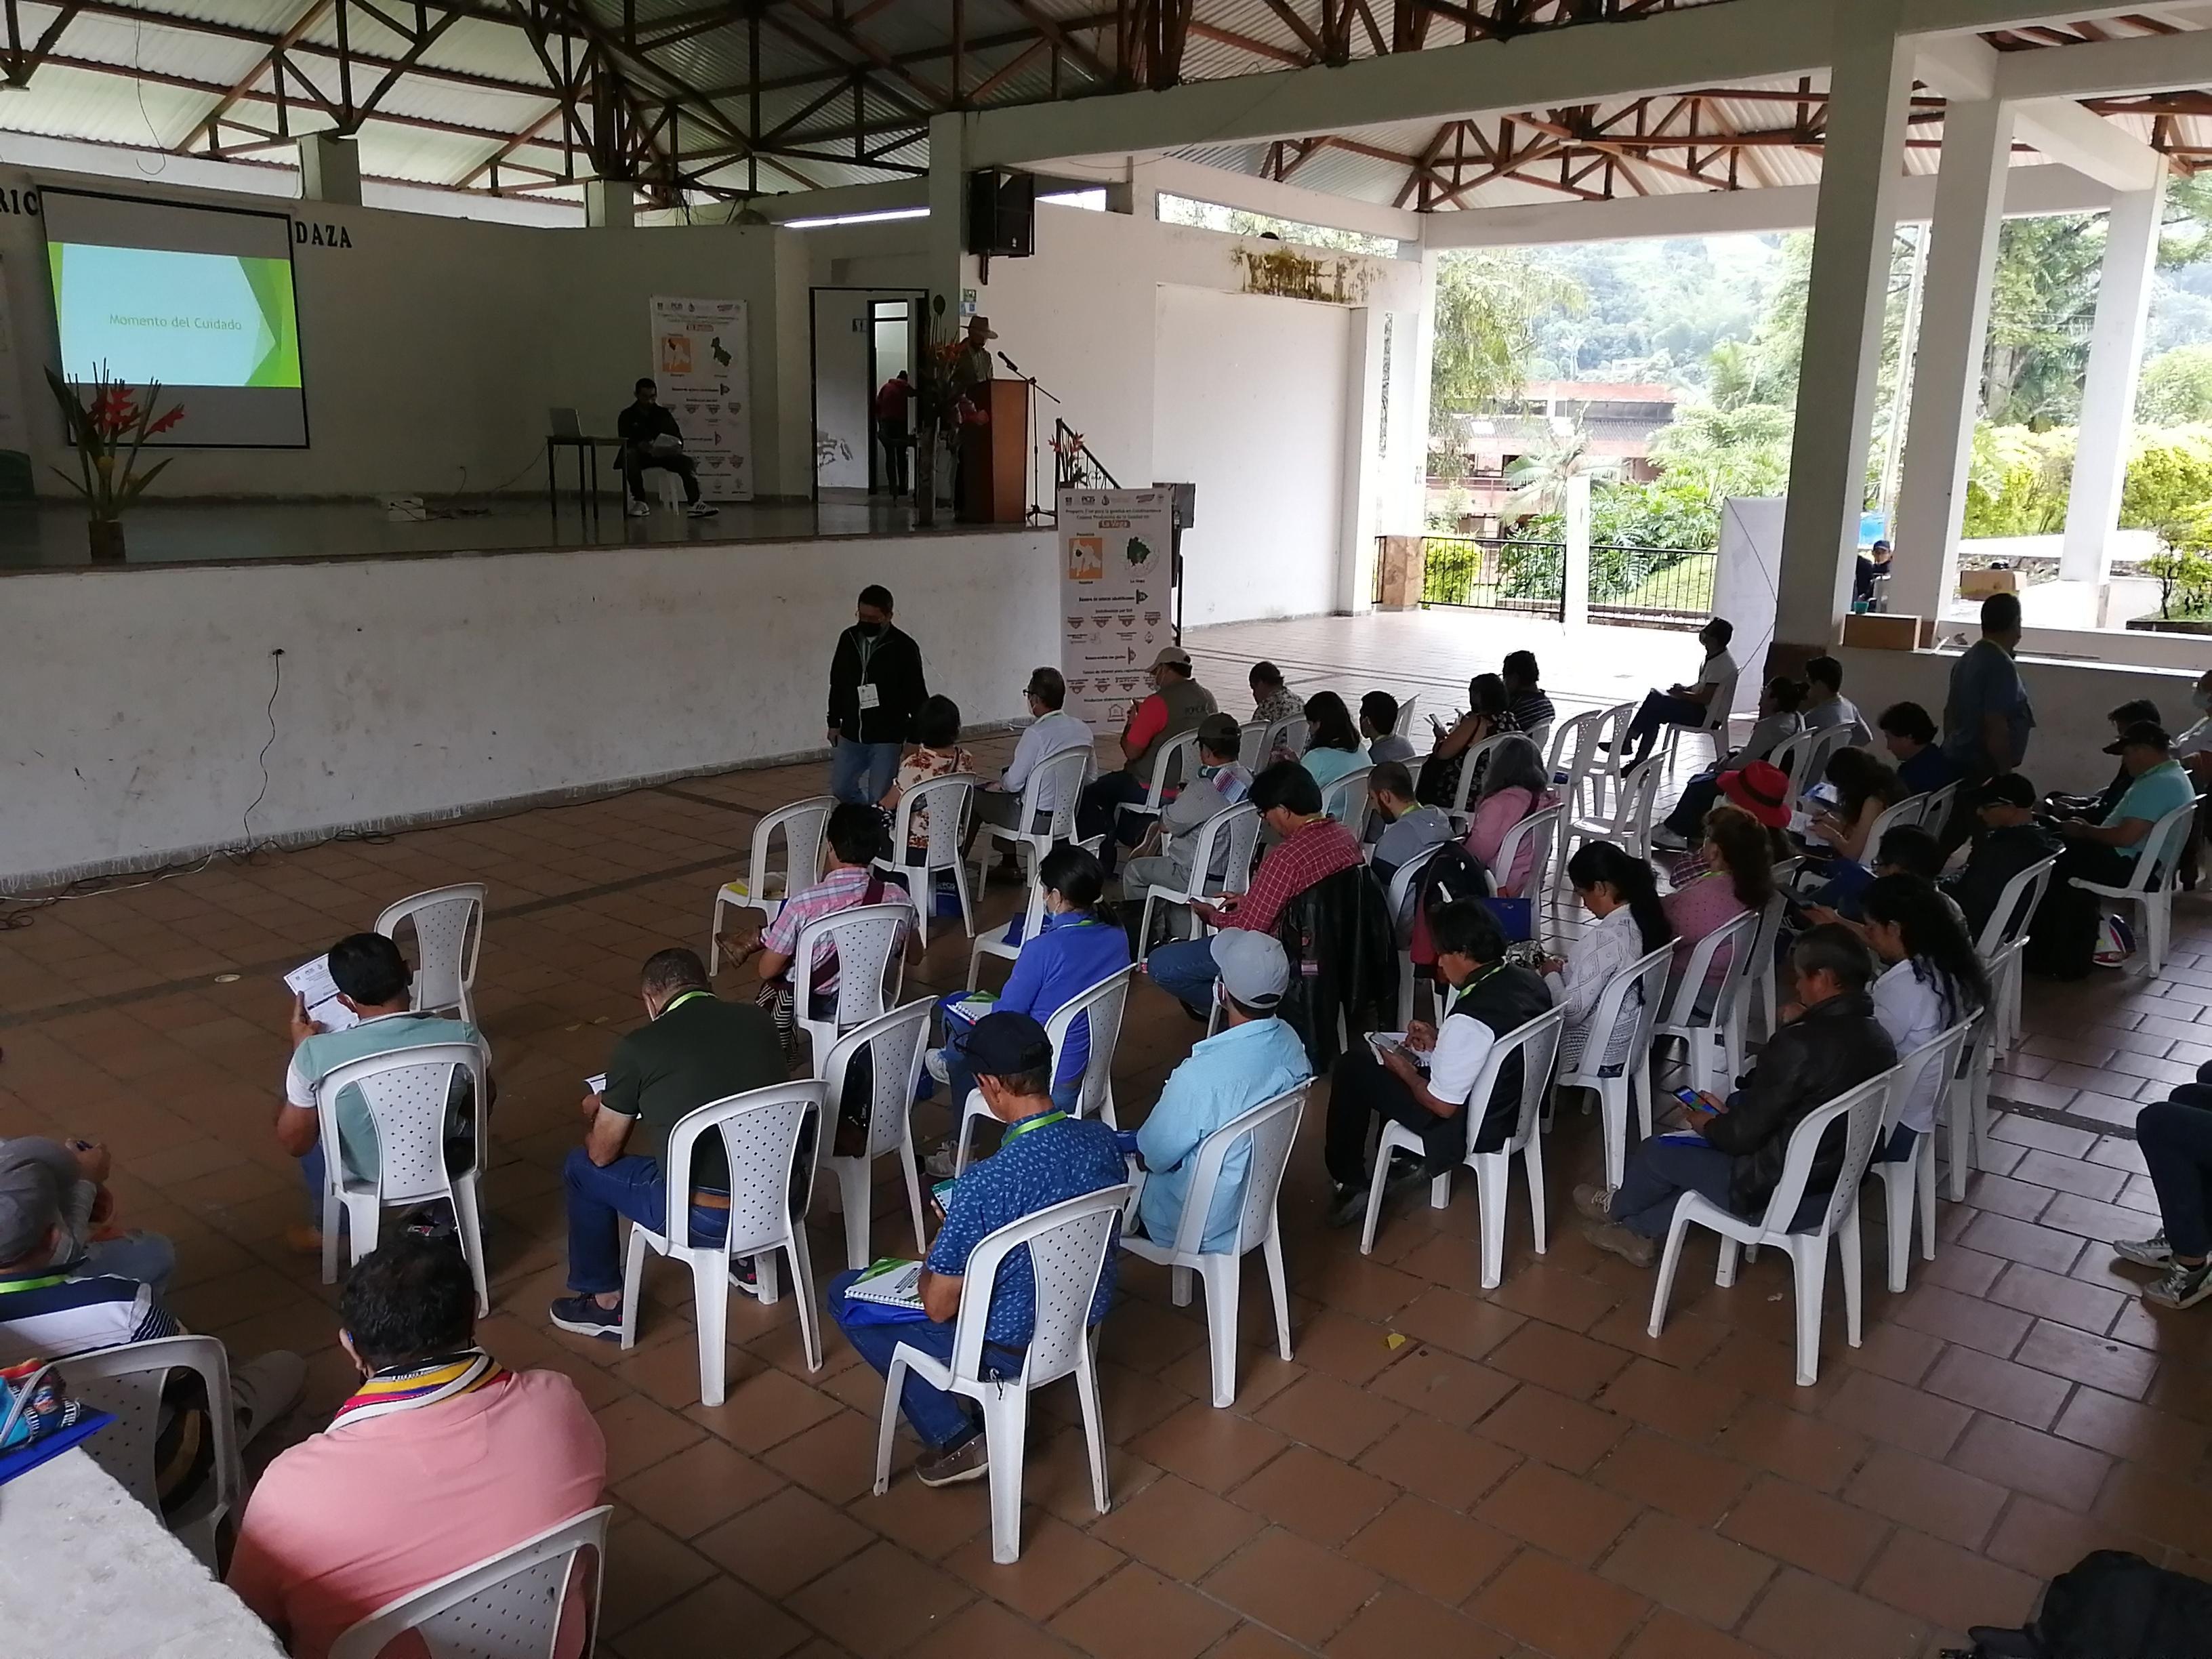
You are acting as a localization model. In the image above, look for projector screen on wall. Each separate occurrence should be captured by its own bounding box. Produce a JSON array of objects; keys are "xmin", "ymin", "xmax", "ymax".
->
[{"xmin": 43, "ymin": 188, "xmax": 306, "ymax": 448}]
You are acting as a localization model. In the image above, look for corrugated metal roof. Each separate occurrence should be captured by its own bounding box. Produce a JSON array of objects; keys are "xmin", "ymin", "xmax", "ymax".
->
[{"xmin": 0, "ymin": 1, "xmax": 2199, "ymax": 209}]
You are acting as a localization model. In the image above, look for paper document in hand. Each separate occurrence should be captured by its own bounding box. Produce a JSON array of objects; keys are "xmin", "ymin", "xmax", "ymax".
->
[
  {"xmin": 844, "ymin": 1258, "xmax": 925, "ymax": 1309},
  {"xmin": 284, "ymin": 955, "xmax": 360, "ymax": 1031},
  {"xmin": 586, "ymin": 1074, "xmax": 608, "ymax": 1096}
]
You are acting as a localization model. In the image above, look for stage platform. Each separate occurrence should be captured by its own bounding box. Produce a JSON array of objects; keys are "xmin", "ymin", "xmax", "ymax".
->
[{"xmin": 0, "ymin": 491, "xmax": 945, "ymax": 571}]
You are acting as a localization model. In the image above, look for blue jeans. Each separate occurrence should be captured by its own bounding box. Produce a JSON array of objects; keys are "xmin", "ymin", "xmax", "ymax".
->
[
  {"xmin": 1146, "ymin": 936, "xmax": 1220, "ymax": 1012},
  {"xmin": 829, "ymin": 1269, "xmax": 1024, "ymax": 1449},
  {"xmin": 1625, "ymin": 690, "xmax": 1707, "ymax": 766},
  {"xmin": 562, "ymin": 1147, "xmax": 729, "ymax": 1296},
  {"xmin": 1610, "ymin": 1137, "xmax": 1737, "ymax": 1238},
  {"xmin": 830, "ymin": 739, "xmax": 902, "ymax": 806},
  {"xmin": 2139, "ymin": 1086, "xmax": 2212, "ymax": 1258}
]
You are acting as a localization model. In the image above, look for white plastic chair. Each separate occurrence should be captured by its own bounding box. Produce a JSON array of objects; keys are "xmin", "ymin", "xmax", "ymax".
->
[
  {"xmin": 1121, "ymin": 1083, "xmax": 1308, "ymax": 1408},
  {"xmin": 708, "ymin": 796, "xmax": 834, "ymax": 975},
  {"xmin": 314, "ymin": 1040, "xmax": 491, "ymax": 1315},
  {"xmin": 376, "ymin": 884, "xmax": 486, "ymax": 1022},
  {"xmin": 1319, "ymin": 764, "xmax": 1373, "ymax": 832},
  {"xmin": 819, "ymin": 998, "xmax": 933, "ymax": 1271},
  {"xmin": 1136, "ymin": 802, "xmax": 1261, "ymax": 956},
  {"xmin": 1559, "ymin": 943, "xmax": 1673, "ymax": 1191},
  {"xmin": 1261, "ymin": 714, "xmax": 1308, "ymax": 764},
  {"xmin": 2067, "ymin": 795, "xmax": 2199, "ymax": 976},
  {"xmin": 1360, "ymin": 1006, "xmax": 1565, "ymax": 1290},
  {"xmin": 1872, "ymin": 1017, "xmax": 1978, "ymax": 1294},
  {"xmin": 1915, "ymin": 781, "xmax": 1961, "ymax": 834},
  {"xmin": 956, "ymin": 964, "xmax": 1136, "ymax": 1170},
  {"xmin": 1647, "ymin": 1065, "xmax": 1899, "ymax": 1387},
  {"xmin": 876, "ymin": 773, "xmax": 978, "ymax": 947},
  {"xmin": 1971, "ymin": 853, "xmax": 2055, "ymax": 1054},
  {"xmin": 1236, "ymin": 720, "xmax": 1270, "ymax": 773},
  {"xmin": 1851, "ymin": 794, "xmax": 1924, "ymax": 864},
  {"xmin": 620, "ymin": 1080, "xmax": 825, "ymax": 1404},
  {"xmin": 1651, "ymin": 907, "xmax": 1761, "ymax": 1097},
  {"xmin": 1492, "ymin": 800, "xmax": 1563, "ymax": 909},
  {"xmin": 66, "ymin": 1336, "xmax": 239, "ymax": 1572},
  {"xmin": 1441, "ymin": 733, "xmax": 1513, "ymax": 832},
  {"xmin": 1561, "ymin": 754, "xmax": 1662, "ymax": 880},
  {"xmin": 1580, "ymin": 700, "xmax": 1638, "ymax": 818},
  {"xmin": 1972, "ymin": 854, "xmax": 2057, "ymax": 959},
  {"xmin": 1544, "ymin": 708, "xmax": 1596, "ymax": 790},
  {"xmin": 329, "ymin": 1505, "xmax": 613, "ymax": 1659},
  {"xmin": 1947, "ymin": 941, "xmax": 2021, "ymax": 1200},
  {"xmin": 792, "ymin": 901, "xmax": 909, "ymax": 1066},
  {"xmin": 1115, "ymin": 730, "xmax": 1201, "ymax": 838},
  {"xmin": 1658, "ymin": 675, "xmax": 1736, "ymax": 774},
  {"xmin": 1771, "ymin": 726, "xmax": 1853, "ymax": 813},
  {"xmin": 870, "ymin": 1185, "xmax": 1129, "ymax": 1564},
  {"xmin": 1748, "ymin": 861, "xmax": 1802, "ymax": 1043},
  {"xmin": 975, "ymin": 747, "xmax": 1091, "ymax": 897},
  {"xmin": 1387, "ymin": 841, "xmax": 1449, "ymax": 1029}
]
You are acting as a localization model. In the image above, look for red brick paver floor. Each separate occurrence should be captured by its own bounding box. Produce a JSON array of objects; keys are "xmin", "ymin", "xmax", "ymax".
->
[{"xmin": 3, "ymin": 614, "xmax": 2207, "ymax": 1659}]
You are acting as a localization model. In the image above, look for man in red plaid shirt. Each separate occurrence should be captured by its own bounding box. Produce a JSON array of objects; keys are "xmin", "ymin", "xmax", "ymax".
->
[{"xmin": 1145, "ymin": 761, "xmax": 1364, "ymax": 1015}]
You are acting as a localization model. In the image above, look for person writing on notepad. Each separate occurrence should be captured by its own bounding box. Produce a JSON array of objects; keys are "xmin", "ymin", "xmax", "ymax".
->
[
  {"xmin": 829, "ymin": 1012, "xmax": 1125, "ymax": 1489},
  {"xmin": 548, "ymin": 948, "xmax": 785, "ymax": 1340},
  {"xmin": 278, "ymin": 933, "xmax": 491, "ymax": 1256}
]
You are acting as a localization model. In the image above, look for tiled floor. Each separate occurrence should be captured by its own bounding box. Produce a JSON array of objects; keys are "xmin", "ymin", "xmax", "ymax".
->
[{"xmin": 4, "ymin": 613, "xmax": 2209, "ymax": 1659}]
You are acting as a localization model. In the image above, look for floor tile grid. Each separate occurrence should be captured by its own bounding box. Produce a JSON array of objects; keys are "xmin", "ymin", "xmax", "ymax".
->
[{"xmin": 4, "ymin": 622, "xmax": 2211, "ymax": 1659}]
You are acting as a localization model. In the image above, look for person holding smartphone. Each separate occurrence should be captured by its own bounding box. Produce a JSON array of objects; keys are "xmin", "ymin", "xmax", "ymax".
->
[
  {"xmin": 1322, "ymin": 901, "xmax": 1550, "ymax": 1227},
  {"xmin": 1576, "ymin": 925, "xmax": 1895, "ymax": 1267}
]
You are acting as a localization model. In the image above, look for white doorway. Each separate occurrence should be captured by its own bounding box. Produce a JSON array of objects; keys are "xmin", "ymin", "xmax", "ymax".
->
[{"xmin": 811, "ymin": 287, "xmax": 922, "ymax": 500}]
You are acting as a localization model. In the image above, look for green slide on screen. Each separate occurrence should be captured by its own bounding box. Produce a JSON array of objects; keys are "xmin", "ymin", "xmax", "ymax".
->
[{"xmin": 49, "ymin": 243, "xmax": 302, "ymax": 390}]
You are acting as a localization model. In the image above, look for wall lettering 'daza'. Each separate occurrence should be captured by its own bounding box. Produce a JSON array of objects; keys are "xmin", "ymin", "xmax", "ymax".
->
[{"xmin": 293, "ymin": 221, "xmax": 354, "ymax": 249}]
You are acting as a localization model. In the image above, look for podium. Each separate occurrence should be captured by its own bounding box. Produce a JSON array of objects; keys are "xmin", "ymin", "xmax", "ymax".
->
[{"xmin": 957, "ymin": 380, "xmax": 1029, "ymax": 524}]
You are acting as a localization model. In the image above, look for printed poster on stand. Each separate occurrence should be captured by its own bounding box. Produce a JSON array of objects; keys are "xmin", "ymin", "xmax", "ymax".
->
[
  {"xmin": 1058, "ymin": 487, "xmax": 1177, "ymax": 730},
  {"xmin": 648, "ymin": 294, "xmax": 751, "ymax": 501}
]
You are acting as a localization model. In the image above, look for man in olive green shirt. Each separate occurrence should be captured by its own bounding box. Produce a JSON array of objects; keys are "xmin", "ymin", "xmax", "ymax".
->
[{"xmin": 550, "ymin": 947, "xmax": 786, "ymax": 1339}]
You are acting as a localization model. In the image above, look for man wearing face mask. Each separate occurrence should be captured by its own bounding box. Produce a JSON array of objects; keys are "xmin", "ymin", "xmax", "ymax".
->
[
  {"xmin": 827, "ymin": 583, "xmax": 930, "ymax": 806},
  {"xmin": 548, "ymin": 947, "xmax": 786, "ymax": 1340}
]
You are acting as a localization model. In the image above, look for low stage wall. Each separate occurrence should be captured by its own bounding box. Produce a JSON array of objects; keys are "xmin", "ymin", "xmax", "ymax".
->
[{"xmin": 1, "ymin": 529, "xmax": 1056, "ymax": 885}]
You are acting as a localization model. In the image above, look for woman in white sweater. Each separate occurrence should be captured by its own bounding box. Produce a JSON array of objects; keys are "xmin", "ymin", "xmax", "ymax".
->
[
  {"xmin": 1540, "ymin": 842, "xmax": 1677, "ymax": 1073},
  {"xmin": 1859, "ymin": 873, "xmax": 1988, "ymax": 1162}
]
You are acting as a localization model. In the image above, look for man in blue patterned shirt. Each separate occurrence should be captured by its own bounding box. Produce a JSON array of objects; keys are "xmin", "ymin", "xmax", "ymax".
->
[{"xmin": 830, "ymin": 1012, "xmax": 1125, "ymax": 1488}]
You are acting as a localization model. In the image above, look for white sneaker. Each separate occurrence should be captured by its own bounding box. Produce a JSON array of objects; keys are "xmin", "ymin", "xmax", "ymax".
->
[
  {"xmin": 2114, "ymin": 1230, "xmax": 2173, "ymax": 1268},
  {"xmin": 686, "ymin": 501, "xmax": 720, "ymax": 518},
  {"xmin": 925, "ymin": 1048, "xmax": 951, "ymax": 1086},
  {"xmin": 626, "ymin": 499, "xmax": 651, "ymax": 518},
  {"xmin": 230, "ymin": 1349, "xmax": 307, "ymax": 1447}
]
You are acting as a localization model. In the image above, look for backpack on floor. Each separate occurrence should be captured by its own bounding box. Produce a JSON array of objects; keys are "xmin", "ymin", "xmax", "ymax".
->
[{"xmin": 1952, "ymin": 1551, "xmax": 2212, "ymax": 1659}]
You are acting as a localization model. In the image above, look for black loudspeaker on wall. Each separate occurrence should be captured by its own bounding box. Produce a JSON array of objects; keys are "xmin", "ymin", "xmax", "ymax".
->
[{"xmin": 966, "ymin": 169, "xmax": 1036, "ymax": 259}]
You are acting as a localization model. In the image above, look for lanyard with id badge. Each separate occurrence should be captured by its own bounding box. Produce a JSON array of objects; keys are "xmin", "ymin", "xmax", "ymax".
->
[{"xmin": 855, "ymin": 630, "xmax": 882, "ymax": 713}]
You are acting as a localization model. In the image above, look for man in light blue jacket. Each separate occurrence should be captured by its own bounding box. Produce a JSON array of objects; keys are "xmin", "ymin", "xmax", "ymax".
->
[{"xmin": 1134, "ymin": 930, "xmax": 1313, "ymax": 1251}]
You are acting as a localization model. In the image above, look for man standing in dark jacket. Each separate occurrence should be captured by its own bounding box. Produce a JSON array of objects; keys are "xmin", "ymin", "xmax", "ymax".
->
[
  {"xmin": 1942, "ymin": 774, "xmax": 2062, "ymax": 944},
  {"xmin": 1579, "ymin": 925, "xmax": 1896, "ymax": 1267},
  {"xmin": 826, "ymin": 583, "xmax": 928, "ymax": 805}
]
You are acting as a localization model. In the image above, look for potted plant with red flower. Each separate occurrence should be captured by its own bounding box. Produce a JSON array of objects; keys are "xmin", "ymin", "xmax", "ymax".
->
[{"xmin": 45, "ymin": 363, "xmax": 186, "ymax": 562}]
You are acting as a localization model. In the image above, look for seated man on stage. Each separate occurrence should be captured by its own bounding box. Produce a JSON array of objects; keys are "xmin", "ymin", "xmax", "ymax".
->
[{"xmin": 617, "ymin": 377, "xmax": 718, "ymax": 520}]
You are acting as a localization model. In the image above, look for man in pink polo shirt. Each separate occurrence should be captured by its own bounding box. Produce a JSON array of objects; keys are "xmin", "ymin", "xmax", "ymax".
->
[{"xmin": 228, "ymin": 1237, "xmax": 605, "ymax": 1659}]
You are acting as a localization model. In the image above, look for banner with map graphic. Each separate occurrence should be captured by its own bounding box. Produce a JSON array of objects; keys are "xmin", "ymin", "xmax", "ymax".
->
[
  {"xmin": 648, "ymin": 294, "xmax": 751, "ymax": 500},
  {"xmin": 1057, "ymin": 487, "xmax": 1177, "ymax": 729}
]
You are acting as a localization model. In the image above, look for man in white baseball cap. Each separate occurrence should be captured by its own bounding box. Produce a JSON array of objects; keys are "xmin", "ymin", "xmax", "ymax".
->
[{"xmin": 1132, "ymin": 930, "xmax": 1312, "ymax": 1252}]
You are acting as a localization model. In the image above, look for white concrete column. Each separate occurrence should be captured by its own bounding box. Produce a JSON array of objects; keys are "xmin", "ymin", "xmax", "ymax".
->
[
  {"xmin": 1562, "ymin": 472, "xmax": 1592, "ymax": 629},
  {"xmin": 1106, "ymin": 159, "xmax": 1162, "ymax": 220},
  {"xmin": 583, "ymin": 178, "xmax": 633, "ymax": 229},
  {"xmin": 2061, "ymin": 173, "xmax": 2167, "ymax": 581},
  {"xmin": 926, "ymin": 112, "xmax": 981, "ymax": 327},
  {"xmin": 1772, "ymin": 0, "xmax": 1914, "ymax": 663},
  {"xmin": 1890, "ymin": 98, "xmax": 2015, "ymax": 623},
  {"xmin": 1338, "ymin": 307, "xmax": 1386, "ymax": 613},
  {"xmin": 297, "ymin": 133, "xmax": 361, "ymax": 205}
]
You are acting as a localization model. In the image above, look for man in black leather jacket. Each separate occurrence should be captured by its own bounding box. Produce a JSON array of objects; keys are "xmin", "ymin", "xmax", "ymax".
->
[{"xmin": 1579, "ymin": 925, "xmax": 1896, "ymax": 1267}]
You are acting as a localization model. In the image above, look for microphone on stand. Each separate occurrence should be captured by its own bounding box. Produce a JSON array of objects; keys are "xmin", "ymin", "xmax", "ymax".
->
[{"xmin": 997, "ymin": 351, "xmax": 1025, "ymax": 377}]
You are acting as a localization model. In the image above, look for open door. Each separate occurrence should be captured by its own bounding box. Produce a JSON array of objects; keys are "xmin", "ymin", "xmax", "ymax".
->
[{"xmin": 810, "ymin": 287, "xmax": 923, "ymax": 503}]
